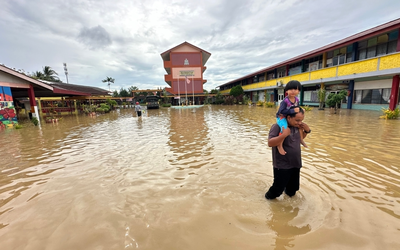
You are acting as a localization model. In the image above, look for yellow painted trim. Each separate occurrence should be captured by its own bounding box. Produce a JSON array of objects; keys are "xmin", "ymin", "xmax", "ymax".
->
[
  {"xmin": 266, "ymin": 79, "xmax": 276, "ymax": 87},
  {"xmin": 292, "ymin": 72, "xmax": 310, "ymax": 82},
  {"xmin": 338, "ymin": 58, "xmax": 378, "ymax": 76},
  {"xmin": 310, "ymin": 67, "xmax": 336, "ymax": 80},
  {"xmin": 379, "ymin": 53, "xmax": 400, "ymax": 70}
]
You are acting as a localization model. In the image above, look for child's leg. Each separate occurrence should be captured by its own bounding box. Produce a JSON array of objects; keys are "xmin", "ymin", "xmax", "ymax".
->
[
  {"xmin": 300, "ymin": 129, "xmax": 308, "ymax": 148},
  {"xmin": 276, "ymin": 117, "xmax": 287, "ymax": 155}
]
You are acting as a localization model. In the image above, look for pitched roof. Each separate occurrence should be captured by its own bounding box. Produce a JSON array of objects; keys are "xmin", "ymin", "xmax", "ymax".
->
[
  {"xmin": 48, "ymin": 82, "xmax": 110, "ymax": 96},
  {"xmin": 160, "ymin": 41, "xmax": 211, "ymax": 65}
]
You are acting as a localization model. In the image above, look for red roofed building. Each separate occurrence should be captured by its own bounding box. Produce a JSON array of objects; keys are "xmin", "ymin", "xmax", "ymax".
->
[{"xmin": 161, "ymin": 42, "xmax": 211, "ymax": 105}]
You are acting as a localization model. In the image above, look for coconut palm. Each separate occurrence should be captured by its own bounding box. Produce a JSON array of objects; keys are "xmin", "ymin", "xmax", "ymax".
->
[
  {"xmin": 102, "ymin": 77, "xmax": 115, "ymax": 91},
  {"xmin": 31, "ymin": 71, "xmax": 45, "ymax": 79},
  {"xmin": 30, "ymin": 66, "xmax": 60, "ymax": 82},
  {"xmin": 42, "ymin": 66, "xmax": 60, "ymax": 82}
]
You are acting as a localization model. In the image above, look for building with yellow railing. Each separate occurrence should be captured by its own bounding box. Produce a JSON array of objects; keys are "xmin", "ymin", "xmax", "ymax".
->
[{"xmin": 219, "ymin": 18, "xmax": 400, "ymax": 111}]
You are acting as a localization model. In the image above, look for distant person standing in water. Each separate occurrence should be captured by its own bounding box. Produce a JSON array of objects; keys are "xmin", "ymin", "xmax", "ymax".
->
[
  {"xmin": 135, "ymin": 102, "xmax": 142, "ymax": 118},
  {"xmin": 265, "ymin": 108, "xmax": 311, "ymax": 200}
]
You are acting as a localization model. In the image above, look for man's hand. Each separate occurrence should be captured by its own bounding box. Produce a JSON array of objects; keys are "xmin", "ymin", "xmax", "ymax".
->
[{"xmin": 299, "ymin": 123, "xmax": 310, "ymax": 133}]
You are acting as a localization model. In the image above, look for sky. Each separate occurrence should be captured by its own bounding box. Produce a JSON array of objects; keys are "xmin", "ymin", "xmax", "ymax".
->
[{"xmin": 1, "ymin": 0, "xmax": 399, "ymax": 93}]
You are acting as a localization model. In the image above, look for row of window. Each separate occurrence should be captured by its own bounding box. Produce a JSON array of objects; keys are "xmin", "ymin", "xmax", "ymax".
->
[
  {"xmin": 303, "ymin": 88, "xmax": 391, "ymax": 105},
  {"xmin": 222, "ymin": 29, "xmax": 399, "ymax": 89}
]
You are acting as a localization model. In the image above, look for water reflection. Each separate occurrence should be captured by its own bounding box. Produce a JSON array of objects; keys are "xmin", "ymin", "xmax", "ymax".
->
[
  {"xmin": 0, "ymin": 107, "xmax": 399, "ymax": 249},
  {"xmin": 267, "ymin": 203, "xmax": 311, "ymax": 250}
]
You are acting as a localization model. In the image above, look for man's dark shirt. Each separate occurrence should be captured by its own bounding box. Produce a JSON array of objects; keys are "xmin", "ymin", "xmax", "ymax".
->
[{"xmin": 268, "ymin": 123, "xmax": 302, "ymax": 169}]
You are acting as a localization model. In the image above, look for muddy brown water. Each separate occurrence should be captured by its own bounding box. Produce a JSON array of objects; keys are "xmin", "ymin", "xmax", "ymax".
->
[{"xmin": 1, "ymin": 106, "xmax": 399, "ymax": 250}]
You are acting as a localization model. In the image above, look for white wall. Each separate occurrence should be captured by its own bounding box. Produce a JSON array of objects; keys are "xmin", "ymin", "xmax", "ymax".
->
[{"xmin": 354, "ymin": 79, "xmax": 392, "ymax": 90}]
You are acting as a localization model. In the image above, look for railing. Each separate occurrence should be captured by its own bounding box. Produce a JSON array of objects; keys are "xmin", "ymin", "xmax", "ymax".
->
[{"xmin": 41, "ymin": 107, "xmax": 75, "ymax": 114}]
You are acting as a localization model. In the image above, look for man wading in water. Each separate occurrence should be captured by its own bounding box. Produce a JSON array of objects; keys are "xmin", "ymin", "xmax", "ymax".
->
[{"xmin": 265, "ymin": 108, "xmax": 311, "ymax": 200}]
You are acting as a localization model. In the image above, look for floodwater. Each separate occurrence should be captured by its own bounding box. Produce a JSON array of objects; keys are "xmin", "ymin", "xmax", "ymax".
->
[{"xmin": 1, "ymin": 106, "xmax": 399, "ymax": 250}]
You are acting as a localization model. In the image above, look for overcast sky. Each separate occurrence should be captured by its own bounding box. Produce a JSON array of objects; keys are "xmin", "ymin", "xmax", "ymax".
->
[{"xmin": 1, "ymin": 0, "xmax": 399, "ymax": 92}]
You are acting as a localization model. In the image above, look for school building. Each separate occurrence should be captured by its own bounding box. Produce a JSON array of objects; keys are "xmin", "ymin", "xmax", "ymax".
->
[
  {"xmin": 218, "ymin": 18, "xmax": 400, "ymax": 111},
  {"xmin": 161, "ymin": 42, "xmax": 211, "ymax": 105}
]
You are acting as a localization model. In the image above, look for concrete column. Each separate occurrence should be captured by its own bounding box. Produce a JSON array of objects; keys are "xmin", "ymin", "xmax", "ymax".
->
[
  {"xmin": 389, "ymin": 75, "xmax": 399, "ymax": 110},
  {"xmin": 28, "ymin": 84, "xmax": 40, "ymax": 125},
  {"xmin": 299, "ymin": 88, "xmax": 304, "ymax": 106},
  {"xmin": 347, "ymin": 80, "xmax": 354, "ymax": 109}
]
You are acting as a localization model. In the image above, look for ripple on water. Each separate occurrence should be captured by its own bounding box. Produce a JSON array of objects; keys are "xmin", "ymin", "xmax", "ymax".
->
[{"xmin": 0, "ymin": 107, "xmax": 399, "ymax": 249}]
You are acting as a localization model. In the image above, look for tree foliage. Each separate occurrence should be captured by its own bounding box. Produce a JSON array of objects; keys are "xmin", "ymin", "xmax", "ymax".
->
[
  {"xmin": 31, "ymin": 66, "xmax": 60, "ymax": 82},
  {"xmin": 119, "ymin": 88, "xmax": 130, "ymax": 97},
  {"xmin": 229, "ymin": 85, "xmax": 244, "ymax": 97},
  {"xmin": 112, "ymin": 90, "xmax": 119, "ymax": 97},
  {"xmin": 102, "ymin": 76, "xmax": 115, "ymax": 91},
  {"xmin": 326, "ymin": 90, "xmax": 347, "ymax": 113}
]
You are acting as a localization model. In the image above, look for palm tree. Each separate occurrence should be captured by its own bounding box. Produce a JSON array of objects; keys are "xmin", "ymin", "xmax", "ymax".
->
[
  {"xmin": 31, "ymin": 71, "xmax": 45, "ymax": 79},
  {"xmin": 30, "ymin": 66, "xmax": 60, "ymax": 82},
  {"xmin": 102, "ymin": 77, "xmax": 115, "ymax": 91},
  {"xmin": 42, "ymin": 66, "xmax": 60, "ymax": 82}
]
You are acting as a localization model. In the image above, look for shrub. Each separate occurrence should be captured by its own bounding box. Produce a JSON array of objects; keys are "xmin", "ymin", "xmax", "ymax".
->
[
  {"xmin": 264, "ymin": 102, "xmax": 275, "ymax": 108},
  {"xmin": 162, "ymin": 103, "xmax": 171, "ymax": 107},
  {"xmin": 229, "ymin": 86, "xmax": 244, "ymax": 97},
  {"xmin": 96, "ymin": 108, "xmax": 104, "ymax": 113},
  {"xmin": 100, "ymin": 103, "xmax": 110, "ymax": 113},
  {"xmin": 301, "ymin": 105, "xmax": 313, "ymax": 111},
  {"xmin": 380, "ymin": 107, "xmax": 400, "ymax": 119}
]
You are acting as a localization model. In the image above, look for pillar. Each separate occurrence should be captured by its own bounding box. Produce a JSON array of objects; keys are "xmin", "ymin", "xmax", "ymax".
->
[
  {"xmin": 299, "ymin": 88, "xmax": 304, "ymax": 106},
  {"xmin": 347, "ymin": 80, "xmax": 354, "ymax": 109},
  {"xmin": 28, "ymin": 84, "xmax": 40, "ymax": 125},
  {"xmin": 389, "ymin": 75, "xmax": 399, "ymax": 110}
]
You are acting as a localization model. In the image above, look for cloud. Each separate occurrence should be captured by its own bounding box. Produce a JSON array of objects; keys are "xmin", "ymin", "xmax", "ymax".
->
[
  {"xmin": 77, "ymin": 25, "xmax": 112, "ymax": 50},
  {"xmin": 0, "ymin": 0, "xmax": 399, "ymax": 92}
]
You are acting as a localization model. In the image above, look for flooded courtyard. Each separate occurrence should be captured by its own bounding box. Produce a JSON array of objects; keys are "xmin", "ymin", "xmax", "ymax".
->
[{"xmin": 1, "ymin": 105, "xmax": 399, "ymax": 250}]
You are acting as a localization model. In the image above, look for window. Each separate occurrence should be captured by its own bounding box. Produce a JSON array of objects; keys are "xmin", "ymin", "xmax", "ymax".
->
[
  {"xmin": 366, "ymin": 46, "xmax": 376, "ymax": 58},
  {"xmin": 387, "ymin": 40, "xmax": 397, "ymax": 54},
  {"xmin": 357, "ymin": 30, "xmax": 399, "ymax": 60},
  {"xmin": 353, "ymin": 88, "xmax": 391, "ymax": 104},
  {"xmin": 358, "ymin": 49, "xmax": 367, "ymax": 60},
  {"xmin": 267, "ymin": 72, "xmax": 275, "ymax": 80},
  {"xmin": 346, "ymin": 53, "xmax": 353, "ymax": 63},
  {"xmin": 377, "ymin": 43, "xmax": 387, "ymax": 56}
]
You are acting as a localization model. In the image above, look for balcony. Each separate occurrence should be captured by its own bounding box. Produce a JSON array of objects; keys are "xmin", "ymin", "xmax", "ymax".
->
[{"xmin": 163, "ymin": 60, "xmax": 172, "ymax": 69}]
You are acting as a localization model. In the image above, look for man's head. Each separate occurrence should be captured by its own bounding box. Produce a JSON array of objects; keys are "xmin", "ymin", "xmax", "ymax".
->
[{"xmin": 287, "ymin": 108, "xmax": 304, "ymax": 127}]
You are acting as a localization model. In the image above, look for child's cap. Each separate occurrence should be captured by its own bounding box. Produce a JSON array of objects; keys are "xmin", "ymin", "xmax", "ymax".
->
[{"xmin": 136, "ymin": 102, "xmax": 139, "ymax": 104}]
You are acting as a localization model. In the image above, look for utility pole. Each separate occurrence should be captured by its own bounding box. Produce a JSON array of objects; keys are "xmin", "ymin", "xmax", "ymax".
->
[{"xmin": 63, "ymin": 63, "xmax": 69, "ymax": 83}]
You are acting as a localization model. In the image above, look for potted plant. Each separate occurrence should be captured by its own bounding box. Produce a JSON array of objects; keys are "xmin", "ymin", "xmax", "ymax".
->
[{"xmin": 326, "ymin": 90, "xmax": 347, "ymax": 114}]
